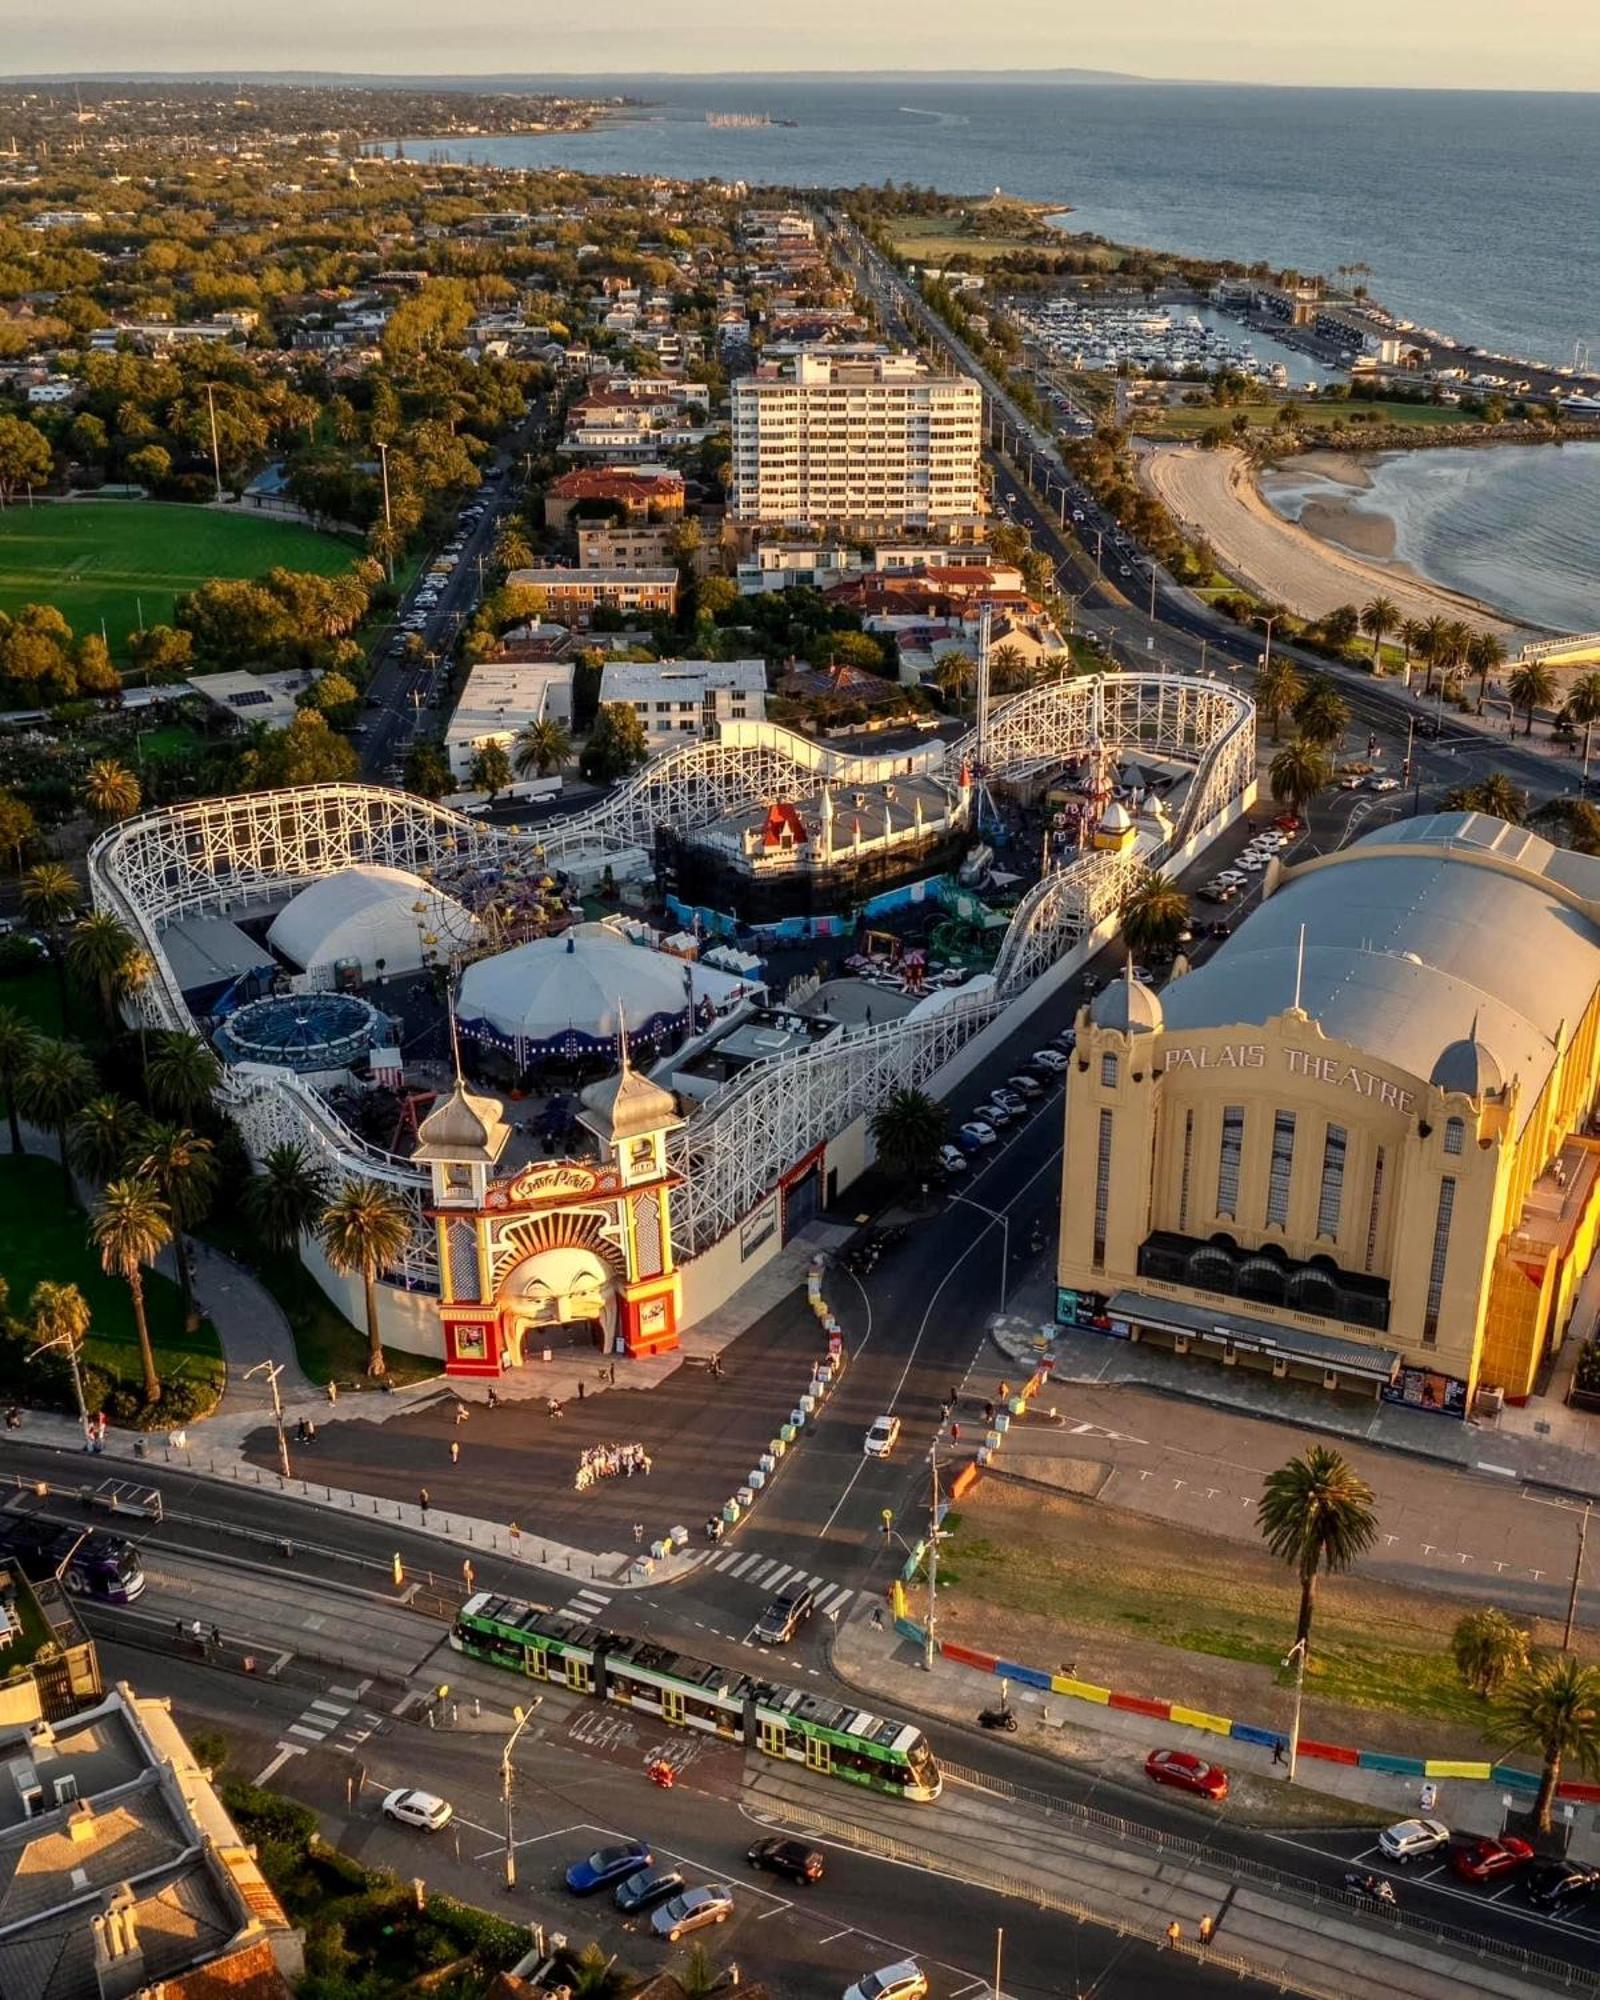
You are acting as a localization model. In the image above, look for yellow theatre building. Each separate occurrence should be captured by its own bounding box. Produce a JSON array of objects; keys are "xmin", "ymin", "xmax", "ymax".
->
[{"xmin": 1056, "ymin": 813, "xmax": 1600, "ymax": 1416}]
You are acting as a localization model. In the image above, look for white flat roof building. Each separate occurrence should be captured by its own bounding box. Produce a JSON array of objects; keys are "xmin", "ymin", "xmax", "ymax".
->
[
  {"xmin": 731, "ymin": 350, "xmax": 983, "ymax": 534},
  {"xmin": 445, "ymin": 659, "xmax": 575, "ymax": 783},
  {"xmin": 597, "ymin": 659, "xmax": 767, "ymax": 751}
]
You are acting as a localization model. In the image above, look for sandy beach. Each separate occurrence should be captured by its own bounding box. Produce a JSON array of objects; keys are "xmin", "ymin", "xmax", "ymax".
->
[{"xmin": 1140, "ymin": 445, "xmax": 1517, "ymax": 635}]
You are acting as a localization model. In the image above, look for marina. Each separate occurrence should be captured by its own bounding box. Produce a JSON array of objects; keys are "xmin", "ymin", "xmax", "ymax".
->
[{"xmin": 1007, "ymin": 293, "xmax": 1340, "ymax": 390}]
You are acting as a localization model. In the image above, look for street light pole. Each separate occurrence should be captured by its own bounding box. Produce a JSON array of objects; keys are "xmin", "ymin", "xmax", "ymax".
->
[
  {"xmin": 949, "ymin": 1192, "xmax": 1010, "ymax": 1309},
  {"xmin": 1255, "ymin": 613, "xmax": 1279, "ymax": 675},
  {"xmin": 376, "ymin": 441, "xmax": 395, "ymax": 584},
  {"xmin": 245, "ymin": 1360, "xmax": 292, "ymax": 1481},
  {"xmin": 1564, "ymin": 1501, "xmax": 1592, "ymax": 1652},
  {"xmin": 924, "ymin": 1442, "xmax": 941, "ymax": 1673},
  {"xmin": 28, "ymin": 1330, "xmax": 90, "ymax": 1445},
  {"xmin": 1283, "ymin": 1637, "xmax": 1307, "ymax": 1782},
  {"xmin": 501, "ymin": 1700, "xmax": 539, "ymax": 1885}
]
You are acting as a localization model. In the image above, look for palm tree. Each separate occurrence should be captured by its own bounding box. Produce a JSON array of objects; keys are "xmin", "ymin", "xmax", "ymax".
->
[
  {"xmin": 245, "ymin": 1142, "xmax": 332, "ymax": 1257},
  {"xmin": 1563, "ymin": 671, "xmax": 1600, "ymax": 773},
  {"xmin": 1435, "ymin": 619, "xmax": 1472, "ymax": 693},
  {"xmin": 146, "ymin": 1031, "xmax": 220, "ymax": 1122},
  {"xmin": 1292, "ymin": 677, "xmax": 1351, "ymax": 751},
  {"xmin": 136, "ymin": 1122, "xmax": 215, "ymax": 1332},
  {"xmin": 869, "ymin": 1088, "xmax": 946, "ymax": 1183},
  {"xmin": 931, "ymin": 650, "xmax": 976, "ymax": 705},
  {"xmin": 670, "ymin": 1944, "xmax": 719, "ymax": 2000},
  {"xmin": 1257, "ymin": 1444, "xmax": 1379, "ymax": 1652},
  {"xmin": 1268, "ymin": 738, "xmax": 1332, "ymax": 819},
  {"xmin": 1445, "ymin": 774, "xmax": 1527, "ymax": 823},
  {"xmin": 512, "ymin": 717, "xmax": 572, "ymax": 779},
  {"xmin": 0, "ymin": 1004, "xmax": 37, "ymax": 1156},
  {"xmin": 68, "ymin": 1093, "xmax": 140, "ymax": 1184},
  {"xmin": 17, "ymin": 1038, "xmax": 96, "ymax": 1203},
  {"xmin": 1359, "ymin": 595, "xmax": 1399, "ymax": 667},
  {"xmin": 989, "ymin": 641, "xmax": 1029, "ymax": 693},
  {"xmin": 318, "ymin": 1178, "xmax": 412, "ymax": 1376},
  {"xmin": 1122, "ymin": 872, "xmax": 1190, "ymax": 959},
  {"xmin": 564, "ymin": 1942, "xmax": 637, "ymax": 2000},
  {"xmin": 1397, "ymin": 618, "xmax": 1426, "ymax": 683},
  {"xmin": 80, "ymin": 758, "xmax": 142, "ymax": 825},
  {"xmin": 1417, "ymin": 615, "xmax": 1448, "ymax": 692},
  {"xmin": 21, "ymin": 861, "xmax": 79, "ymax": 1019},
  {"xmin": 1467, "ymin": 630, "xmax": 1507, "ymax": 711},
  {"xmin": 91, "ymin": 1176, "xmax": 172, "ymax": 1405},
  {"xmin": 1494, "ymin": 1653, "xmax": 1600, "ymax": 1833},
  {"xmin": 66, "ymin": 911, "xmax": 137, "ymax": 1030},
  {"xmin": 1451, "ymin": 1608, "xmax": 1530, "ymax": 1699},
  {"xmin": 1253, "ymin": 655, "xmax": 1305, "ymax": 742},
  {"xmin": 119, "ymin": 948, "xmax": 156, "ymax": 1083},
  {"xmin": 28, "ymin": 1279, "xmax": 91, "ymax": 1416},
  {"xmin": 1508, "ymin": 659, "xmax": 1557, "ymax": 738}
]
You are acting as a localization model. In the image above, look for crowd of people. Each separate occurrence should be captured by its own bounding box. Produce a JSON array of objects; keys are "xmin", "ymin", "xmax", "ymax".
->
[{"xmin": 574, "ymin": 1440, "xmax": 653, "ymax": 1490}]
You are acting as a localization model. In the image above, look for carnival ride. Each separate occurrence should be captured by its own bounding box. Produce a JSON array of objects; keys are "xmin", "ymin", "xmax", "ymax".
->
[{"xmin": 89, "ymin": 672, "xmax": 1254, "ymax": 1299}]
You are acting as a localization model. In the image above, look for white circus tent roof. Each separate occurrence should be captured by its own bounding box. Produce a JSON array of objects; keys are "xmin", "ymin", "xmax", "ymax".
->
[
  {"xmin": 268, "ymin": 864, "xmax": 480, "ymax": 976},
  {"xmin": 458, "ymin": 924, "xmax": 756, "ymax": 1044}
]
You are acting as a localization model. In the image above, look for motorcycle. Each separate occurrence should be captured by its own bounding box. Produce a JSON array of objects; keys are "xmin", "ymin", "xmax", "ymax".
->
[
  {"xmin": 647, "ymin": 1758, "xmax": 677, "ymax": 1789},
  {"xmin": 3, "ymin": 1407, "xmax": 22, "ymax": 1431},
  {"xmin": 978, "ymin": 1704, "xmax": 1019, "ymax": 1733},
  {"xmin": 1342, "ymin": 1871, "xmax": 1396, "ymax": 1907}
]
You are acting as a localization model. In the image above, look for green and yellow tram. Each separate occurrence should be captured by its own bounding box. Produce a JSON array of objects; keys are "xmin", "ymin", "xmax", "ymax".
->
[{"xmin": 452, "ymin": 1590, "xmax": 941, "ymax": 1802}]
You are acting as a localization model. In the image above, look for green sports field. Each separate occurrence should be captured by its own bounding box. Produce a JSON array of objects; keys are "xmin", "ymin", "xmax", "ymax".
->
[{"xmin": 0, "ymin": 501, "xmax": 361, "ymax": 656}]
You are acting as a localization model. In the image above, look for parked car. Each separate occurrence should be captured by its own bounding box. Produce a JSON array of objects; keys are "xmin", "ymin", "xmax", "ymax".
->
[
  {"xmin": 1450, "ymin": 1834, "xmax": 1535, "ymax": 1885},
  {"xmin": 381, "ymin": 1788, "xmax": 453, "ymax": 1832},
  {"xmin": 956, "ymin": 1120, "xmax": 997, "ymax": 1150},
  {"xmin": 1054, "ymin": 1027, "xmax": 1078, "ymax": 1050},
  {"xmin": 1143, "ymin": 1748, "xmax": 1228, "ymax": 1800},
  {"xmin": 937, "ymin": 1143, "xmax": 970, "ymax": 1176},
  {"xmin": 1029, "ymin": 1048, "xmax": 1069, "ymax": 1073},
  {"xmin": 844, "ymin": 1963, "xmax": 928, "ymax": 2000},
  {"xmin": 1378, "ymin": 1818, "xmax": 1450, "ymax": 1863},
  {"xmin": 1526, "ymin": 1860, "xmax": 1600, "ymax": 1911},
  {"xmin": 979, "ymin": 1098, "xmax": 1015, "ymax": 1126},
  {"xmin": 1007, "ymin": 1072, "xmax": 1044, "ymax": 1099},
  {"xmin": 747, "ymin": 1836, "xmax": 824, "ymax": 1885},
  {"xmin": 616, "ymin": 1867, "xmax": 685, "ymax": 1915},
  {"xmin": 566, "ymin": 1840, "xmax": 652, "ymax": 1895},
  {"xmin": 993, "ymin": 1089, "xmax": 1028, "ymax": 1115},
  {"xmin": 864, "ymin": 1414, "xmax": 902, "ymax": 1458},
  {"xmin": 651, "ymin": 1884, "xmax": 734, "ymax": 1941},
  {"xmin": 756, "ymin": 1582, "xmax": 816, "ymax": 1646}
]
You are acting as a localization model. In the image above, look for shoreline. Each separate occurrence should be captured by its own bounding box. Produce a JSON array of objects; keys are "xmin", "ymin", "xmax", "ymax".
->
[{"xmin": 1140, "ymin": 444, "xmax": 1520, "ymax": 636}]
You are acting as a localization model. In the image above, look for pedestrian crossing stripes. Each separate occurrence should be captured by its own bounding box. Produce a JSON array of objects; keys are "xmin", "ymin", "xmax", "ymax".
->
[
  {"xmin": 280, "ymin": 1679, "xmax": 383, "ymax": 1754},
  {"xmin": 706, "ymin": 1548, "xmax": 854, "ymax": 1616},
  {"xmin": 560, "ymin": 1587, "xmax": 613, "ymax": 1624}
]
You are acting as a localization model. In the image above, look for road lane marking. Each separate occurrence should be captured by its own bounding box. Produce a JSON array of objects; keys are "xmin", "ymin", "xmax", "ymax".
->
[{"xmin": 252, "ymin": 1745, "xmax": 304, "ymax": 1784}]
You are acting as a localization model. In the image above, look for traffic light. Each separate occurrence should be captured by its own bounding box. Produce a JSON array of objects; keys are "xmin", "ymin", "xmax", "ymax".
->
[{"xmin": 881, "ymin": 1508, "xmax": 894, "ymax": 1538}]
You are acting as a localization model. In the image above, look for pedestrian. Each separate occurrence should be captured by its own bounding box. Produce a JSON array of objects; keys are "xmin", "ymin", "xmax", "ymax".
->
[
  {"xmin": 209, "ymin": 1623, "xmax": 222, "ymax": 1655},
  {"xmin": 487, "ymin": 1385, "xmax": 500, "ymax": 1409},
  {"xmin": 871, "ymin": 1605, "xmax": 884, "ymax": 1630},
  {"xmin": 984, "ymin": 1400, "xmax": 995, "ymax": 1425},
  {"xmin": 951, "ymin": 1422, "xmax": 960, "ymax": 1443},
  {"xmin": 450, "ymin": 1440, "xmax": 460, "ymax": 1464},
  {"xmin": 419, "ymin": 1487, "xmax": 430, "ymax": 1516},
  {"xmin": 547, "ymin": 1396, "xmax": 562, "ymax": 1418},
  {"xmin": 939, "ymin": 1401, "xmax": 950, "ymax": 1425},
  {"xmin": 577, "ymin": 1378, "xmax": 585, "ymax": 1401},
  {"xmin": 1271, "ymin": 1736, "xmax": 1287, "ymax": 1767},
  {"xmin": 173, "ymin": 1618, "xmax": 186, "ymax": 1647},
  {"xmin": 1165, "ymin": 1921, "xmax": 1181, "ymax": 1950},
  {"xmin": 609, "ymin": 1362, "xmax": 617, "ymax": 1385},
  {"xmin": 327, "ymin": 1380, "xmax": 338, "ymax": 1406},
  {"xmin": 454, "ymin": 1401, "xmax": 468, "ymax": 1425},
  {"xmin": 949, "ymin": 1385, "xmax": 960, "ymax": 1408},
  {"xmin": 633, "ymin": 1521, "xmax": 644, "ymax": 1544},
  {"xmin": 1198, "ymin": 1915, "xmax": 1215, "ymax": 1946}
]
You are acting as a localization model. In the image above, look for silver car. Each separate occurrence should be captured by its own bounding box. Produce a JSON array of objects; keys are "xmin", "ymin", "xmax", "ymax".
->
[{"xmin": 650, "ymin": 1883, "xmax": 734, "ymax": 1941}]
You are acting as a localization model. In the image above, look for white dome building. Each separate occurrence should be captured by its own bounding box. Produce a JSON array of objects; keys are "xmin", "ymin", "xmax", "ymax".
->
[
  {"xmin": 457, "ymin": 923, "xmax": 759, "ymax": 1058},
  {"xmin": 269, "ymin": 865, "xmax": 481, "ymax": 981}
]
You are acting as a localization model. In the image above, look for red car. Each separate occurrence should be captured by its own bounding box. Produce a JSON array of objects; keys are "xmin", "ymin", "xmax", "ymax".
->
[
  {"xmin": 1144, "ymin": 1748, "xmax": 1229, "ymax": 1801},
  {"xmin": 1450, "ymin": 1835, "xmax": 1535, "ymax": 1886}
]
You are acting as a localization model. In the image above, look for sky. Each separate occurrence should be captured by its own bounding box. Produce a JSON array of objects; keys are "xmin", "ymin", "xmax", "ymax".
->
[{"xmin": 5, "ymin": 0, "xmax": 1598, "ymax": 93}]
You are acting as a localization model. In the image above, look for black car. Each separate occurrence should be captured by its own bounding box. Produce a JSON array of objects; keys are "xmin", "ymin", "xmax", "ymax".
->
[
  {"xmin": 747, "ymin": 1836, "xmax": 825, "ymax": 1885},
  {"xmin": 755, "ymin": 1583, "xmax": 816, "ymax": 1646},
  {"xmin": 1526, "ymin": 1860, "xmax": 1600, "ymax": 1911},
  {"xmin": 615, "ymin": 1867, "xmax": 685, "ymax": 1915}
]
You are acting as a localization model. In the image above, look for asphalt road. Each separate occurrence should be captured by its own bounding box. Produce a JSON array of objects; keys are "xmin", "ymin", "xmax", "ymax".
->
[{"xmin": 97, "ymin": 1633, "xmax": 1310, "ymax": 2000}]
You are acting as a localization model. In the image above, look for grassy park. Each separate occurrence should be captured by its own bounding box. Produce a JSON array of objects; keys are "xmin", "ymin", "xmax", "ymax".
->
[
  {"xmin": 938, "ymin": 1483, "xmax": 1599, "ymax": 1753},
  {"xmin": 0, "ymin": 501, "xmax": 360, "ymax": 655},
  {"xmin": 1143, "ymin": 398, "xmax": 1478, "ymax": 440},
  {"xmin": 0, "ymin": 1153, "xmax": 225, "ymax": 1416}
]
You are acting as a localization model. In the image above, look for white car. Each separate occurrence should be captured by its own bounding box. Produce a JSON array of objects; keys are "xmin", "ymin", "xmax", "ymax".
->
[
  {"xmin": 845, "ymin": 1964, "xmax": 928, "ymax": 2000},
  {"xmin": 382, "ymin": 1788, "xmax": 453, "ymax": 1832},
  {"xmin": 937, "ymin": 1143, "xmax": 970, "ymax": 1176},
  {"xmin": 1378, "ymin": 1817, "xmax": 1450, "ymax": 1862},
  {"xmin": 1029, "ymin": 1047, "xmax": 1069, "ymax": 1073},
  {"xmin": 1371, "ymin": 776, "xmax": 1401, "ymax": 793},
  {"xmin": 864, "ymin": 1414, "xmax": 902, "ymax": 1458}
]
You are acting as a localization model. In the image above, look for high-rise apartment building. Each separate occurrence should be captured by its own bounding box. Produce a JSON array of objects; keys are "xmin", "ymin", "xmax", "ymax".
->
[{"xmin": 731, "ymin": 351, "xmax": 983, "ymax": 534}]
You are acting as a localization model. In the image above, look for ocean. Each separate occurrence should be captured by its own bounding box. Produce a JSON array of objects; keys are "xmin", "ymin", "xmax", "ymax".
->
[
  {"xmin": 400, "ymin": 76, "xmax": 1600, "ymax": 366},
  {"xmin": 1265, "ymin": 443, "xmax": 1600, "ymax": 636}
]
